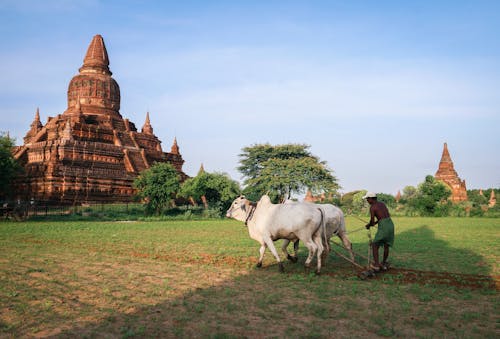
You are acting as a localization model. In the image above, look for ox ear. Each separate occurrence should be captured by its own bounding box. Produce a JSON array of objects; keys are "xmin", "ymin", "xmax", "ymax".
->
[{"xmin": 241, "ymin": 203, "xmax": 246, "ymax": 212}]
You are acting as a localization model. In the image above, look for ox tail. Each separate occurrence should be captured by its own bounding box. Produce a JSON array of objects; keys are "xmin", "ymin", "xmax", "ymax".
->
[
  {"xmin": 338, "ymin": 212, "xmax": 354, "ymax": 260},
  {"xmin": 317, "ymin": 208, "xmax": 329, "ymax": 254}
]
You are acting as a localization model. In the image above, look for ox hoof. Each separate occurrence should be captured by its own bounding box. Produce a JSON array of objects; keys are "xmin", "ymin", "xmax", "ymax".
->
[
  {"xmin": 315, "ymin": 270, "xmax": 321, "ymax": 276},
  {"xmin": 256, "ymin": 262, "xmax": 262, "ymax": 268},
  {"xmin": 278, "ymin": 262, "xmax": 285, "ymax": 273},
  {"xmin": 287, "ymin": 254, "xmax": 298, "ymax": 263}
]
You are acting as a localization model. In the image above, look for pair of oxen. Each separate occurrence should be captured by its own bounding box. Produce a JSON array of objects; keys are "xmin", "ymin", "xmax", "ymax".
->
[{"xmin": 226, "ymin": 195, "xmax": 354, "ymax": 274}]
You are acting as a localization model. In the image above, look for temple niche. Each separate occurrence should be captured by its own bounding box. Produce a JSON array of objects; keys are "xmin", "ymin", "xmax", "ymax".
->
[
  {"xmin": 435, "ymin": 143, "xmax": 467, "ymax": 203},
  {"xmin": 13, "ymin": 35, "xmax": 188, "ymax": 204}
]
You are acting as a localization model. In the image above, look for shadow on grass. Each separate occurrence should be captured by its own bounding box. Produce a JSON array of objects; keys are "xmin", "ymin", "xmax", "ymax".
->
[
  {"xmin": 49, "ymin": 225, "xmax": 500, "ymax": 337},
  {"xmin": 342, "ymin": 225, "xmax": 497, "ymax": 289}
]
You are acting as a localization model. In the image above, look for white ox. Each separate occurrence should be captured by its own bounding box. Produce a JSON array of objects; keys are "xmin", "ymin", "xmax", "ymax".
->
[
  {"xmin": 226, "ymin": 195, "xmax": 326, "ymax": 274},
  {"xmin": 282, "ymin": 202, "xmax": 354, "ymax": 264}
]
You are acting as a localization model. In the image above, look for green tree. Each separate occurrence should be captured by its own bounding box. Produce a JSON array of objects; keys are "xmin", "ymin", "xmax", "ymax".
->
[
  {"xmin": 238, "ymin": 143, "xmax": 339, "ymax": 202},
  {"xmin": 0, "ymin": 133, "xmax": 20, "ymax": 200},
  {"xmin": 133, "ymin": 162, "xmax": 180, "ymax": 215},
  {"xmin": 400, "ymin": 186, "xmax": 417, "ymax": 203},
  {"xmin": 351, "ymin": 190, "xmax": 369, "ymax": 215},
  {"xmin": 408, "ymin": 175, "xmax": 452, "ymax": 216},
  {"xmin": 377, "ymin": 193, "xmax": 396, "ymax": 209},
  {"xmin": 179, "ymin": 171, "xmax": 241, "ymax": 212},
  {"xmin": 340, "ymin": 190, "xmax": 362, "ymax": 212}
]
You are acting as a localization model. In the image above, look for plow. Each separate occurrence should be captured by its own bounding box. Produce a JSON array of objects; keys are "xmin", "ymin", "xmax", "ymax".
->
[{"xmin": 331, "ymin": 218, "xmax": 392, "ymax": 280}]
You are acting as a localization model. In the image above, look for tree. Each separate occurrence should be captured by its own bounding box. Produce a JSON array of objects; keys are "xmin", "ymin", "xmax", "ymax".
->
[
  {"xmin": 133, "ymin": 162, "xmax": 180, "ymax": 215},
  {"xmin": 351, "ymin": 190, "xmax": 369, "ymax": 215},
  {"xmin": 0, "ymin": 133, "xmax": 20, "ymax": 200},
  {"xmin": 400, "ymin": 185, "xmax": 417, "ymax": 204},
  {"xmin": 377, "ymin": 193, "xmax": 396, "ymax": 209},
  {"xmin": 238, "ymin": 143, "xmax": 339, "ymax": 202},
  {"xmin": 407, "ymin": 175, "xmax": 451, "ymax": 216},
  {"xmin": 238, "ymin": 143, "xmax": 313, "ymax": 181},
  {"xmin": 179, "ymin": 171, "xmax": 241, "ymax": 212}
]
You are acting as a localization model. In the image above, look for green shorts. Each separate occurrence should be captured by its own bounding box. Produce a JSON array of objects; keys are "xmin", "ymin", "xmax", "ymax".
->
[{"xmin": 373, "ymin": 218, "xmax": 394, "ymax": 247}]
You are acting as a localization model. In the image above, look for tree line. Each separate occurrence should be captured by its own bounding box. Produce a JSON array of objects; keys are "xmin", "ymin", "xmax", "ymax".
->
[{"xmin": 1, "ymin": 133, "xmax": 498, "ymax": 218}]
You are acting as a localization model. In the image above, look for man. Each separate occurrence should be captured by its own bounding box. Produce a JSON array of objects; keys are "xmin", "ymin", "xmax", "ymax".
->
[{"xmin": 363, "ymin": 192, "xmax": 394, "ymax": 271}]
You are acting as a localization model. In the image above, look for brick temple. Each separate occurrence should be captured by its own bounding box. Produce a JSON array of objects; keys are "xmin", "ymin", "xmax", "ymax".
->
[
  {"xmin": 13, "ymin": 35, "xmax": 187, "ymax": 204},
  {"xmin": 435, "ymin": 143, "xmax": 467, "ymax": 202}
]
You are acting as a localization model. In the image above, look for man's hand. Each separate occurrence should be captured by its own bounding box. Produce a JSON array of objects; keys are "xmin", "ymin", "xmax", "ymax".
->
[{"xmin": 365, "ymin": 223, "xmax": 371, "ymax": 230}]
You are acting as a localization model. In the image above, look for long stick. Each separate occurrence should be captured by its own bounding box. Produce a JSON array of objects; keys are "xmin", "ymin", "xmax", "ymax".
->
[
  {"xmin": 367, "ymin": 228, "xmax": 372, "ymax": 269},
  {"xmin": 330, "ymin": 247, "xmax": 365, "ymax": 270},
  {"xmin": 330, "ymin": 239, "xmax": 368, "ymax": 260}
]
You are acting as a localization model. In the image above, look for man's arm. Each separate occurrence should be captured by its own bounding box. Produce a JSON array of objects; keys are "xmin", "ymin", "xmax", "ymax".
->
[{"xmin": 366, "ymin": 204, "xmax": 380, "ymax": 229}]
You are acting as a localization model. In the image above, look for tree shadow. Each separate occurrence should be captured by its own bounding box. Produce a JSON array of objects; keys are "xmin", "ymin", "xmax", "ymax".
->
[
  {"xmin": 323, "ymin": 224, "xmax": 496, "ymax": 289},
  {"xmin": 36, "ymin": 226, "xmax": 499, "ymax": 337}
]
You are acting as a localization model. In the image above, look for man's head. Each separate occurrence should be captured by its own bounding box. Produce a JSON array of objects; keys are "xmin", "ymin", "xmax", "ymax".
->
[{"xmin": 363, "ymin": 191, "xmax": 377, "ymax": 204}]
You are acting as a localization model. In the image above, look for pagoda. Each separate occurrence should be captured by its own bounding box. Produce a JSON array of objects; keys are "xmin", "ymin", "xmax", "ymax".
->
[
  {"xmin": 13, "ymin": 35, "xmax": 187, "ymax": 204},
  {"xmin": 435, "ymin": 143, "xmax": 467, "ymax": 202}
]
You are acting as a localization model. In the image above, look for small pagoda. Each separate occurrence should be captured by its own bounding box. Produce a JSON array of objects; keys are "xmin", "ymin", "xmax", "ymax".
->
[
  {"xmin": 435, "ymin": 143, "xmax": 467, "ymax": 202},
  {"xmin": 13, "ymin": 35, "xmax": 187, "ymax": 204}
]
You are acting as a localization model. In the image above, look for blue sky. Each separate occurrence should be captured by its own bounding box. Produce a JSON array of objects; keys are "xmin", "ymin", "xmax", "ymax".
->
[{"xmin": 1, "ymin": 0, "xmax": 499, "ymax": 195}]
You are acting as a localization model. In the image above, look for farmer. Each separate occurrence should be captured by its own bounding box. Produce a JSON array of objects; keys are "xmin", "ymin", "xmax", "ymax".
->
[{"xmin": 363, "ymin": 192, "xmax": 394, "ymax": 271}]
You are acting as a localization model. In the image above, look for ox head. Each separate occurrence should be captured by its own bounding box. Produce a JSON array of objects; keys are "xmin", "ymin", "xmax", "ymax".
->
[{"xmin": 226, "ymin": 196, "xmax": 252, "ymax": 222}]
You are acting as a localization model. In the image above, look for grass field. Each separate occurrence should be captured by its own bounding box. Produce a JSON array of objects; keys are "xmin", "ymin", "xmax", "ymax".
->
[{"xmin": 0, "ymin": 217, "xmax": 498, "ymax": 337}]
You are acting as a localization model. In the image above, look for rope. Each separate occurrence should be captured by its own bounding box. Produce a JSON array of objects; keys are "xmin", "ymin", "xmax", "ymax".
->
[{"xmin": 346, "ymin": 226, "xmax": 367, "ymax": 235}]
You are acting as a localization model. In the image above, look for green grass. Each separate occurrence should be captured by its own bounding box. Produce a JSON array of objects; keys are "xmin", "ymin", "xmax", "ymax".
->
[{"xmin": 0, "ymin": 217, "xmax": 498, "ymax": 337}]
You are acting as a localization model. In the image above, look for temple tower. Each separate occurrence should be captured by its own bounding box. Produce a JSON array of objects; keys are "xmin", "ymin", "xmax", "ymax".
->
[
  {"xmin": 489, "ymin": 190, "xmax": 496, "ymax": 207},
  {"xmin": 13, "ymin": 35, "xmax": 188, "ymax": 204},
  {"xmin": 435, "ymin": 143, "xmax": 467, "ymax": 202}
]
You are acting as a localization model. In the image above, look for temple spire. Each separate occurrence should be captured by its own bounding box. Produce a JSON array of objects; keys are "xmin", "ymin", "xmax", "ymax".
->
[
  {"xmin": 61, "ymin": 119, "xmax": 73, "ymax": 142},
  {"xmin": 440, "ymin": 142, "xmax": 452, "ymax": 164},
  {"xmin": 435, "ymin": 142, "xmax": 467, "ymax": 202},
  {"xmin": 31, "ymin": 107, "xmax": 42, "ymax": 129},
  {"xmin": 141, "ymin": 112, "xmax": 154, "ymax": 135},
  {"xmin": 198, "ymin": 163, "xmax": 205, "ymax": 175},
  {"xmin": 79, "ymin": 34, "xmax": 111, "ymax": 75},
  {"xmin": 489, "ymin": 190, "xmax": 497, "ymax": 207},
  {"xmin": 171, "ymin": 137, "xmax": 179, "ymax": 155}
]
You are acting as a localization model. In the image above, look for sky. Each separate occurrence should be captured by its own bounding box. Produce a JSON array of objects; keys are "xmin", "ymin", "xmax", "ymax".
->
[{"xmin": 1, "ymin": 0, "xmax": 499, "ymax": 195}]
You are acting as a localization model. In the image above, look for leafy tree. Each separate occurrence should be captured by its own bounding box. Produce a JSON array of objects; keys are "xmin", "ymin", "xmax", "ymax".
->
[
  {"xmin": 467, "ymin": 189, "xmax": 489, "ymax": 206},
  {"xmin": 339, "ymin": 190, "xmax": 362, "ymax": 212},
  {"xmin": 400, "ymin": 185, "xmax": 417, "ymax": 204},
  {"xmin": 238, "ymin": 143, "xmax": 339, "ymax": 202},
  {"xmin": 407, "ymin": 175, "xmax": 451, "ymax": 216},
  {"xmin": 0, "ymin": 133, "xmax": 20, "ymax": 200},
  {"xmin": 377, "ymin": 193, "xmax": 396, "ymax": 209},
  {"xmin": 351, "ymin": 190, "xmax": 369, "ymax": 215},
  {"xmin": 179, "ymin": 171, "xmax": 241, "ymax": 212},
  {"xmin": 238, "ymin": 143, "xmax": 312, "ymax": 180},
  {"xmin": 133, "ymin": 162, "xmax": 180, "ymax": 215}
]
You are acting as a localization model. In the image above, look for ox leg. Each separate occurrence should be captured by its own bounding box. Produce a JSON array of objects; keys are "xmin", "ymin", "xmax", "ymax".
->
[
  {"xmin": 281, "ymin": 239, "xmax": 299, "ymax": 263},
  {"xmin": 313, "ymin": 233, "xmax": 324, "ymax": 274},
  {"xmin": 263, "ymin": 237, "xmax": 284, "ymax": 273},
  {"xmin": 257, "ymin": 243, "xmax": 267, "ymax": 268},
  {"xmin": 338, "ymin": 231, "xmax": 354, "ymax": 261},
  {"xmin": 321, "ymin": 236, "xmax": 330, "ymax": 266},
  {"xmin": 302, "ymin": 238, "xmax": 318, "ymax": 274},
  {"xmin": 293, "ymin": 239, "xmax": 299, "ymax": 262}
]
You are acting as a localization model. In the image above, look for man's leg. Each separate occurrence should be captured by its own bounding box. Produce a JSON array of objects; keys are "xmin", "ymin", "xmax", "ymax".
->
[
  {"xmin": 382, "ymin": 244, "xmax": 389, "ymax": 264},
  {"xmin": 372, "ymin": 243, "xmax": 380, "ymax": 267}
]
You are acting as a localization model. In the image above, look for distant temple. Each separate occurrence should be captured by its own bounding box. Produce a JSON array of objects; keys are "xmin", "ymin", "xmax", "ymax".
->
[
  {"xmin": 489, "ymin": 190, "xmax": 496, "ymax": 207},
  {"xmin": 13, "ymin": 35, "xmax": 187, "ymax": 204},
  {"xmin": 435, "ymin": 143, "xmax": 467, "ymax": 203},
  {"xmin": 303, "ymin": 190, "xmax": 325, "ymax": 203}
]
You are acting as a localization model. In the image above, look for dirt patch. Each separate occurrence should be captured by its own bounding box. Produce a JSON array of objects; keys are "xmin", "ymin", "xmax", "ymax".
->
[
  {"xmin": 126, "ymin": 250, "xmax": 498, "ymax": 290},
  {"xmin": 383, "ymin": 268, "xmax": 499, "ymax": 290},
  {"xmin": 322, "ymin": 267, "xmax": 499, "ymax": 290}
]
